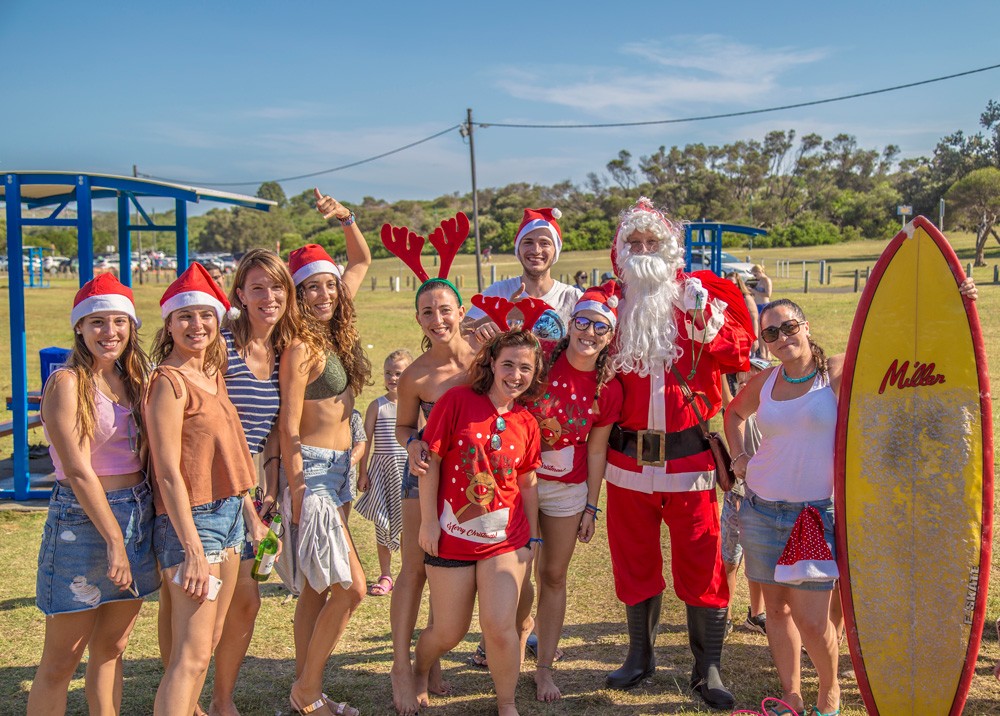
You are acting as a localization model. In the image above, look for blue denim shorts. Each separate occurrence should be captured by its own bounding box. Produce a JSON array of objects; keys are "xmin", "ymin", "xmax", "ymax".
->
[
  {"xmin": 738, "ymin": 488, "xmax": 836, "ymax": 591},
  {"xmin": 720, "ymin": 490, "xmax": 743, "ymax": 566},
  {"xmin": 36, "ymin": 480, "xmax": 160, "ymax": 615},
  {"xmin": 153, "ymin": 495, "xmax": 245, "ymax": 570},
  {"xmin": 282, "ymin": 445, "xmax": 353, "ymax": 507},
  {"xmin": 400, "ymin": 459, "xmax": 419, "ymax": 500}
]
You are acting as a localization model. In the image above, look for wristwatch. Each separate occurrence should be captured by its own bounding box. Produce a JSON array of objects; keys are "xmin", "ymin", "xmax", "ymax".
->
[{"xmin": 339, "ymin": 211, "xmax": 356, "ymax": 227}]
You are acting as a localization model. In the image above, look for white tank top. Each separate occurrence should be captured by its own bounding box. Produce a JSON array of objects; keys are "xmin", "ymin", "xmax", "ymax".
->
[{"xmin": 745, "ymin": 367, "xmax": 837, "ymax": 502}]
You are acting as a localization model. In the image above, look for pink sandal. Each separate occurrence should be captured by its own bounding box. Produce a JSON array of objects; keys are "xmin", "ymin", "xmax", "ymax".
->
[{"xmin": 368, "ymin": 574, "xmax": 393, "ymax": 596}]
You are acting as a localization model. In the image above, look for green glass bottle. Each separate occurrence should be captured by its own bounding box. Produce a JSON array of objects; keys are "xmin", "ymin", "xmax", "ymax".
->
[{"xmin": 251, "ymin": 514, "xmax": 282, "ymax": 582}]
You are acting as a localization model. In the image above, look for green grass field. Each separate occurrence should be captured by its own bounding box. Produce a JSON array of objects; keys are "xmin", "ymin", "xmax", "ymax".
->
[{"xmin": 1, "ymin": 232, "xmax": 999, "ymax": 715}]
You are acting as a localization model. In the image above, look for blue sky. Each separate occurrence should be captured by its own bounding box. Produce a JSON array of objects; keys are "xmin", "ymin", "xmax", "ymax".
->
[{"xmin": 2, "ymin": 1, "xmax": 998, "ymax": 210}]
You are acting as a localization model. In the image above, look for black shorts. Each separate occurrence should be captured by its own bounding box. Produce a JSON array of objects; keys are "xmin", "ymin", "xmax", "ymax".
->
[{"xmin": 422, "ymin": 541, "xmax": 531, "ymax": 568}]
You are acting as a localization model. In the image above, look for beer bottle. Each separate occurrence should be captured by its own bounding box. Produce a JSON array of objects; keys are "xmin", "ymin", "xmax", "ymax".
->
[{"xmin": 251, "ymin": 514, "xmax": 282, "ymax": 582}]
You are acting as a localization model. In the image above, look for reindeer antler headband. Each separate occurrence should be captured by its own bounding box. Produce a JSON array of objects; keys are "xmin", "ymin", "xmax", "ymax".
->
[
  {"xmin": 470, "ymin": 294, "xmax": 555, "ymax": 333},
  {"xmin": 380, "ymin": 213, "xmax": 470, "ymax": 307}
]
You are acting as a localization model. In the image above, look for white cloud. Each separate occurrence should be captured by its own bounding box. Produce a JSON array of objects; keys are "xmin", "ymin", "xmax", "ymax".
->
[{"xmin": 493, "ymin": 35, "xmax": 830, "ymax": 115}]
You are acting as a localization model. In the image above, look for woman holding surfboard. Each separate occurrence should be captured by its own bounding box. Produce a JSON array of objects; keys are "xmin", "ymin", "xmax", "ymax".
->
[{"xmin": 725, "ymin": 280, "xmax": 977, "ymax": 716}]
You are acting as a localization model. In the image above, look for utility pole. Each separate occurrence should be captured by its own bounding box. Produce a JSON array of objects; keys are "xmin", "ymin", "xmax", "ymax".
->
[{"xmin": 463, "ymin": 108, "xmax": 484, "ymax": 291}]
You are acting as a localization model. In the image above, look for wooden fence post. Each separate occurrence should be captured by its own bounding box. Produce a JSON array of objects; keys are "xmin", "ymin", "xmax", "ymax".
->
[
  {"xmin": 804, "ymin": 271, "xmax": 810, "ymax": 294},
  {"xmin": 853, "ymin": 269, "xmax": 860, "ymax": 293}
]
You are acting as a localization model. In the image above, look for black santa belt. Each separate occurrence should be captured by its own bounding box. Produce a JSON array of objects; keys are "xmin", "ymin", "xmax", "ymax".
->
[{"xmin": 608, "ymin": 424, "xmax": 708, "ymax": 468}]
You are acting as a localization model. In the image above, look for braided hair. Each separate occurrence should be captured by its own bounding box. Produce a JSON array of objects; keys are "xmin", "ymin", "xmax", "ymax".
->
[{"xmin": 546, "ymin": 334, "xmax": 615, "ymax": 401}]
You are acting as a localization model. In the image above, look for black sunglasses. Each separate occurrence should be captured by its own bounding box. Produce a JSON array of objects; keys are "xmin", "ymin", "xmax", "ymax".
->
[
  {"xmin": 760, "ymin": 319, "xmax": 805, "ymax": 343},
  {"xmin": 572, "ymin": 316, "xmax": 612, "ymax": 336}
]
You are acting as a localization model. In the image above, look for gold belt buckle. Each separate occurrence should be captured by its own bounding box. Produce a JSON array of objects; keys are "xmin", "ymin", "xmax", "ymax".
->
[{"xmin": 636, "ymin": 429, "xmax": 666, "ymax": 467}]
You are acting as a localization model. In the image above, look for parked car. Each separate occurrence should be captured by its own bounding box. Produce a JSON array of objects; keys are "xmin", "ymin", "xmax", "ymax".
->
[{"xmin": 689, "ymin": 250, "xmax": 754, "ymax": 280}]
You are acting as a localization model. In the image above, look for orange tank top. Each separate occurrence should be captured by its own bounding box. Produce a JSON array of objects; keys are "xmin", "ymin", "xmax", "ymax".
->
[{"xmin": 147, "ymin": 366, "xmax": 256, "ymax": 514}]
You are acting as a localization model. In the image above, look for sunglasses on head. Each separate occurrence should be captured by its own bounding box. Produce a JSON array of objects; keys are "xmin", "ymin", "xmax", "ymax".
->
[
  {"xmin": 760, "ymin": 319, "xmax": 805, "ymax": 343},
  {"xmin": 571, "ymin": 316, "xmax": 612, "ymax": 336}
]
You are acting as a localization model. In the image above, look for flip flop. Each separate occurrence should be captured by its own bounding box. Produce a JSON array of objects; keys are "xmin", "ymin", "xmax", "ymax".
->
[
  {"xmin": 467, "ymin": 644, "xmax": 488, "ymax": 668},
  {"xmin": 368, "ymin": 574, "xmax": 393, "ymax": 596},
  {"xmin": 323, "ymin": 695, "xmax": 359, "ymax": 716}
]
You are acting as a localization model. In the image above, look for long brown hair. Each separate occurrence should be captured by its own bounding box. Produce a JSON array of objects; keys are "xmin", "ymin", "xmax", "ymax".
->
[
  {"xmin": 64, "ymin": 317, "xmax": 150, "ymax": 446},
  {"xmin": 296, "ymin": 276, "xmax": 372, "ymax": 395},
  {"xmin": 760, "ymin": 298, "xmax": 828, "ymax": 377},
  {"xmin": 224, "ymin": 249, "xmax": 322, "ymax": 357},
  {"xmin": 547, "ymin": 333, "xmax": 614, "ymax": 401},
  {"xmin": 468, "ymin": 329, "xmax": 546, "ymax": 403},
  {"xmin": 150, "ymin": 310, "xmax": 228, "ymax": 376}
]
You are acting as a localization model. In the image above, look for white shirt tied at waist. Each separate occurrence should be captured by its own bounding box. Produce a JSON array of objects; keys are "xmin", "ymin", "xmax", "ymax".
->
[{"xmin": 275, "ymin": 486, "xmax": 353, "ymax": 594}]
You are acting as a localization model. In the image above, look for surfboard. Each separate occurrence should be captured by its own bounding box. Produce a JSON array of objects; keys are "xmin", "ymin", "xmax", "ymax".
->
[{"xmin": 835, "ymin": 215, "xmax": 993, "ymax": 716}]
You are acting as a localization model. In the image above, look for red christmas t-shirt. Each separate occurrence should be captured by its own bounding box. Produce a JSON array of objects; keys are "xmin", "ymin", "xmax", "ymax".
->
[
  {"xmin": 526, "ymin": 351, "xmax": 622, "ymax": 484},
  {"xmin": 423, "ymin": 385, "xmax": 542, "ymax": 561}
]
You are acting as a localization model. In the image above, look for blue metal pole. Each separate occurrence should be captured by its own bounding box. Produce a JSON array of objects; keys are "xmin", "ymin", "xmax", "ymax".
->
[
  {"xmin": 175, "ymin": 199, "xmax": 188, "ymax": 274},
  {"xmin": 5, "ymin": 175, "xmax": 29, "ymax": 500},
  {"xmin": 77, "ymin": 176, "xmax": 94, "ymax": 285},
  {"xmin": 117, "ymin": 193, "xmax": 132, "ymax": 287}
]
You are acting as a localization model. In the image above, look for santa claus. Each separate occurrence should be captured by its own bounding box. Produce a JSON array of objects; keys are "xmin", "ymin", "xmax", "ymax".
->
[{"xmin": 601, "ymin": 198, "xmax": 754, "ymax": 710}]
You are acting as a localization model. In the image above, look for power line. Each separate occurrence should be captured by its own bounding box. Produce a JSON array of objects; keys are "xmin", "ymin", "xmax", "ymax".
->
[
  {"xmin": 137, "ymin": 61, "xmax": 1000, "ymax": 189},
  {"xmin": 477, "ymin": 62, "xmax": 1000, "ymax": 129},
  {"xmin": 140, "ymin": 124, "xmax": 462, "ymax": 188}
]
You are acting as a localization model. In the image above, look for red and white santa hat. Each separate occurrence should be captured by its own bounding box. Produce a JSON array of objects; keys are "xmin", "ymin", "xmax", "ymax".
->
[
  {"xmin": 774, "ymin": 506, "xmax": 840, "ymax": 585},
  {"xmin": 514, "ymin": 207, "xmax": 563, "ymax": 261},
  {"xmin": 160, "ymin": 262, "xmax": 239, "ymax": 323},
  {"xmin": 572, "ymin": 279, "xmax": 622, "ymax": 328},
  {"xmin": 288, "ymin": 244, "xmax": 343, "ymax": 286},
  {"xmin": 71, "ymin": 273, "xmax": 141, "ymax": 328}
]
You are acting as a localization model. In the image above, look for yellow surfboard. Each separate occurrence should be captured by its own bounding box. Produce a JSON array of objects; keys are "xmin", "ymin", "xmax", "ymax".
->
[{"xmin": 835, "ymin": 216, "xmax": 993, "ymax": 716}]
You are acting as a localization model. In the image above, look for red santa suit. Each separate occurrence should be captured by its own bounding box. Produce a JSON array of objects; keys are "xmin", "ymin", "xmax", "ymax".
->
[{"xmin": 606, "ymin": 272, "xmax": 753, "ymax": 607}]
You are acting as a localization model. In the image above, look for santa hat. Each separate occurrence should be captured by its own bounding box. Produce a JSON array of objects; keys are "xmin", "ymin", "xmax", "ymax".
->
[
  {"xmin": 160, "ymin": 262, "xmax": 240, "ymax": 323},
  {"xmin": 514, "ymin": 207, "xmax": 563, "ymax": 261},
  {"xmin": 288, "ymin": 244, "xmax": 343, "ymax": 286},
  {"xmin": 774, "ymin": 506, "xmax": 839, "ymax": 585},
  {"xmin": 71, "ymin": 273, "xmax": 141, "ymax": 328},
  {"xmin": 572, "ymin": 279, "xmax": 622, "ymax": 328},
  {"xmin": 610, "ymin": 196, "xmax": 679, "ymax": 276}
]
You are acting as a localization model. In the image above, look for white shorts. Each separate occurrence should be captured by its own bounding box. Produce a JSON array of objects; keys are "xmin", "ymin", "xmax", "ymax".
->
[{"xmin": 537, "ymin": 478, "xmax": 588, "ymax": 518}]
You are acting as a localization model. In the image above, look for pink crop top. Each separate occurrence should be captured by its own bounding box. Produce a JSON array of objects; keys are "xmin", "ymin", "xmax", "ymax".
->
[{"xmin": 44, "ymin": 372, "xmax": 143, "ymax": 480}]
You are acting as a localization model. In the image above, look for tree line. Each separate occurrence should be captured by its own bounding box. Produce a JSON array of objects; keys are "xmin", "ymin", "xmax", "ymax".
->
[{"xmin": 4, "ymin": 99, "xmax": 999, "ymax": 265}]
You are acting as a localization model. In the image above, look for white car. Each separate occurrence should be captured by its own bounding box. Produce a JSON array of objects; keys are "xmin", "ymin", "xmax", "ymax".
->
[{"xmin": 690, "ymin": 250, "xmax": 754, "ymax": 280}]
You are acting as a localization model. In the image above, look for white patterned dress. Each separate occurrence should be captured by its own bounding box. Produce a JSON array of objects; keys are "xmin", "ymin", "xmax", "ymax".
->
[{"xmin": 355, "ymin": 396, "xmax": 406, "ymax": 551}]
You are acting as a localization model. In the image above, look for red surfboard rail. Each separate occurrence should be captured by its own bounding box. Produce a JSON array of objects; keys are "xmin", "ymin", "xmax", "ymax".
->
[{"xmin": 834, "ymin": 215, "xmax": 992, "ymax": 716}]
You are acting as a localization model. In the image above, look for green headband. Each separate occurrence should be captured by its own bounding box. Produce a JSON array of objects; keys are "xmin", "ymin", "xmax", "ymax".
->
[{"xmin": 416, "ymin": 278, "xmax": 463, "ymax": 309}]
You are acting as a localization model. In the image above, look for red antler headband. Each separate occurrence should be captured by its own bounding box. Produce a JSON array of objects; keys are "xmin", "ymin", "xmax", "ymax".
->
[
  {"xmin": 380, "ymin": 213, "xmax": 470, "ymax": 306},
  {"xmin": 470, "ymin": 294, "xmax": 554, "ymax": 332}
]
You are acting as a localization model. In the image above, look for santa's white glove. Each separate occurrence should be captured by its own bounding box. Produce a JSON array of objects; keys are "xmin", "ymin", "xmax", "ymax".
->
[{"xmin": 679, "ymin": 277, "xmax": 711, "ymax": 313}]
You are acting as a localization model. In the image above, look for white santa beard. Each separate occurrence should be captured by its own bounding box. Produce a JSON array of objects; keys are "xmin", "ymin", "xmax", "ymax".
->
[{"xmin": 614, "ymin": 252, "xmax": 684, "ymax": 376}]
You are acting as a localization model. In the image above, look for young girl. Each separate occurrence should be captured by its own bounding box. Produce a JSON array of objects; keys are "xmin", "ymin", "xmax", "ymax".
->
[
  {"xmin": 356, "ymin": 349, "xmax": 413, "ymax": 596},
  {"xmin": 28, "ymin": 274, "xmax": 158, "ymax": 716},
  {"xmin": 145, "ymin": 264, "xmax": 267, "ymax": 716},
  {"xmin": 278, "ymin": 188, "xmax": 371, "ymax": 716},
  {"xmin": 524, "ymin": 282, "xmax": 623, "ymax": 702},
  {"xmin": 413, "ymin": 329, "xmax": 544, "ymax": 716}
]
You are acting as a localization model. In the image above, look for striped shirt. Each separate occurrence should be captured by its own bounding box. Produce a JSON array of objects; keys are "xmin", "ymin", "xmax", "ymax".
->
[{"xmin": 222, "ymin": 329, "xmax": 280, "ymax": 455}]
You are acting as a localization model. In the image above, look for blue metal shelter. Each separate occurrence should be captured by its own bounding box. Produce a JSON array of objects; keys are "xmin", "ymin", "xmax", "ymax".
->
[
  {"xmin": 2, "ymin": 171, "xmax": 274, "ymax": 500},
  {"xmin": 684, "ymin": 221, "xmax": 768, "ymax": 276}
]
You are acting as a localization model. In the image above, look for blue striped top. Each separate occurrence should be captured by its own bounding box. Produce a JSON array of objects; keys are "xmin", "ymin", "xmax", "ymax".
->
[{"xmin": 222, "ymin": 329, "xmax": 280, "ymax": 455}]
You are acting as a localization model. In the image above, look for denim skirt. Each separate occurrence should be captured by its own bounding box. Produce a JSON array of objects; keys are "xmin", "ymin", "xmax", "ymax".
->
[
  {"xmin": 738, "ymin": 487, "xmax": 836, "ymax": 591},
  {"xmin": 36, "ymin": 480, "xmax": 160, "ymax": 615}
]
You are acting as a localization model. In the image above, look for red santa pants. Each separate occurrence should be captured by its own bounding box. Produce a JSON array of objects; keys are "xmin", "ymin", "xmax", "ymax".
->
[{"xmin": 606, "ymin": 482, "xmax": 729, "ymax": 608}]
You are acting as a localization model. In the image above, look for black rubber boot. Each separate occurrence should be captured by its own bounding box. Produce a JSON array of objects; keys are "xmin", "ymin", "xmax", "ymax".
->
[
  {"xmin": 606, "ymin": 593, "xmax": 662, "ymax": 689},
  {"xmin": 687, "ymin": 604, "xmax": 735, "ymax": 710}
]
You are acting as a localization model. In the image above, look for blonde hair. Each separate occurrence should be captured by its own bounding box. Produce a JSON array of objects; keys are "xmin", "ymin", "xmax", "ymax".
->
[
  {"xmin": 64, "ymin": 318, "xmax": 150, "ymax": 445},
  {"xmin": 151, "ymin": 311, "xmax": 228, "ymax": 376}
]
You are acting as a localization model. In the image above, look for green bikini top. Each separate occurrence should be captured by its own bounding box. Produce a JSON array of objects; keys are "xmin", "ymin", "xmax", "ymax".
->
[{"xmin": 304, "ymin": 351, "xmax": 348, "ymax": 399}]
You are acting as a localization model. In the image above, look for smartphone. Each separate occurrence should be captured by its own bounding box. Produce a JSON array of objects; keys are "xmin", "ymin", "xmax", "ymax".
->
[{"xmin": 172, "ymin": 569, "xmax": 223, "ymax": 601}]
